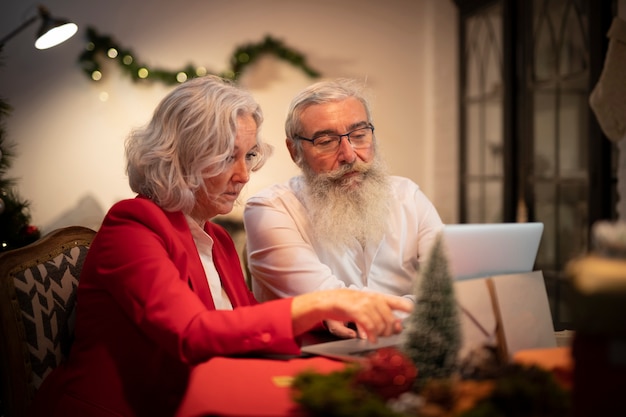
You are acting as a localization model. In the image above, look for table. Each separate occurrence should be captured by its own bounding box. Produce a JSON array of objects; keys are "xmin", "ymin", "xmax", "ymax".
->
[
  {"xmin": 175, "ymin": 355, "xmax": 347, "ymax": 417},
  {"xmin": 176, "ymin": 340, "xmax": 578, "ymax": 417},
  {"xmin": 176, "ymin": 330, "xmax": 345, "ymax": 417}
]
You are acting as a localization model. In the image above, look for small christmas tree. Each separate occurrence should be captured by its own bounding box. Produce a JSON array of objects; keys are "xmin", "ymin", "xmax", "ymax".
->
[
  {"xmin": 402, "ymin": 232, "xmax": 461, "ymax": 389},
  {"xmin": 0, "ymin": 96, "xmax": 40, "ymax": 251}
]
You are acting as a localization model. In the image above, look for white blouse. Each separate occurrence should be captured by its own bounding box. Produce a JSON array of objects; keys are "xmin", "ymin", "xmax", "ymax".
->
[{"xmin": 185, "ymin": 215, "xmax": 233, "ymax": 310}]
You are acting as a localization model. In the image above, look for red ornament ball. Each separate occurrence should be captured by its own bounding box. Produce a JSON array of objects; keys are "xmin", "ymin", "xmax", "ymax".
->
[
  {"xmin": 353, "ymin": 347, "xmax": 418, "ymax": 400},
  {"xmin": 25, "ymin": 225, "xmax": 40, "ymax": 236}
]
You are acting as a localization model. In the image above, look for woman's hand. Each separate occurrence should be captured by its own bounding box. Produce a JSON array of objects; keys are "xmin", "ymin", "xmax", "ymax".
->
[
  {"xmin": 323, "ymin": 319, "xmax": 359, "ymax": 339},
  {"xmin": 291, "ymin": 289, "xmax": 413, "ymax": 343}
]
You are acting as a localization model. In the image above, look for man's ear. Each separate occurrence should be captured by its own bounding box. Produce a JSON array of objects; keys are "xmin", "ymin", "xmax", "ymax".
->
[{"xmin": 286, "ymin": 138, "xmax": 298, "ymax": 163}]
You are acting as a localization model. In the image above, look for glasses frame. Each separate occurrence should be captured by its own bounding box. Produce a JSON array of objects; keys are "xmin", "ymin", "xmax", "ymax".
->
[{"xmin": 294, "ymin": 124, "xmax": 375, "ymax": 150}]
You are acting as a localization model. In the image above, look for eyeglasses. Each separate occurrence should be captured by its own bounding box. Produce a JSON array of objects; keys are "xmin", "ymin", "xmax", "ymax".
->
[
  {"xmin": 294, "ymin": 124, "xmax": 375, "ymax": 154},
  {"xmin": 225, "ymin": 148, "xmax": 263, "ymax": 171},
  {"xmin": 244, "ymin": 150, "xmax": 262, "ymax": 171}
]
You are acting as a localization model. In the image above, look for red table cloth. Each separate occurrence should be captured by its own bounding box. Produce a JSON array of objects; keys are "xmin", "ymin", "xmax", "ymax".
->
[{"xmin": 175, "ymin": 356, "xmax": 346, "ymax": 417}]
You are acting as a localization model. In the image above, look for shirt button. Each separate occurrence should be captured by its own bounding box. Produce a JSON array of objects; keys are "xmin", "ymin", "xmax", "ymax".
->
[{"xmin": 261, "ymin": 333, "xmax": 272, "ymax": 343}]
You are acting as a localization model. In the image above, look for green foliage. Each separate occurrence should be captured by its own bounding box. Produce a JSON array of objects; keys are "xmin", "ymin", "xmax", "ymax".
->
[
  {"xmin": 78, "ymin": 27, "xmax": 321, "ymax": 85},
  {"xmin": 0, "ymin": 96, "xmax": 40, "ymax": 251},
  {"xmin": 230, "ymin": 35, "xmax": 320, "ymax": 79},
  {"xmin": 292, "ymin": 362, "xmax": 571, "ymax": 417},
  {"xmin": 402, "ymin": 233, "xmax": 461, "ymax": 388},
  {"xmin": 458, "ymin": 364, "xmax": 571, "ymax": 417},
  {"xmin": 292, "ymin": 367, "xmax": 404, "ymax": 417}
]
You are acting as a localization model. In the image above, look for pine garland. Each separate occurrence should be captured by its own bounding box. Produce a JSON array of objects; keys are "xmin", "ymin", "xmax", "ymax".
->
[
  {"xmin": 78, "ymin": 27, "xmax": 321, "ymax": 85},
  {"xmin": 292, "ymin": 367, "xmax": 404, "ymax": 417}
]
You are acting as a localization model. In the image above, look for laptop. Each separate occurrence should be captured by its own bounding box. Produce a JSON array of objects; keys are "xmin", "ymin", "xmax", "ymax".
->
[
  {"xmin": 301, "ymin": 333, "xmax": 405, "ymax": 362},
  {"xmin": 442, "ymin": 222, "xmax": 544, "ymax": 281},
  {"xmin": 300, "ymin": 222, "xmax": 544, "ymax": 361}
]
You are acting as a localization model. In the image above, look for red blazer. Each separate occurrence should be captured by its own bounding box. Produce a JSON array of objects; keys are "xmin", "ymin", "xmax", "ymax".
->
[{"xmin": 30, "ymin": 197, "xmax": 300, "ymax": 417}]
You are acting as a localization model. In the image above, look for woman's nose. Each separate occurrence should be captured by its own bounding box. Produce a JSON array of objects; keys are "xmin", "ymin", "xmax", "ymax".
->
[{"xmin": 233, "ymin": 158, "xmax": 250, "ymax": 183}]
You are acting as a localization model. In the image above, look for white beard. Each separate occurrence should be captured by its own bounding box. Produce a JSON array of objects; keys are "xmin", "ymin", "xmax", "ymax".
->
[{"xmin": 301, "ymin": 154, "xmax": 391, "ymax": 248}]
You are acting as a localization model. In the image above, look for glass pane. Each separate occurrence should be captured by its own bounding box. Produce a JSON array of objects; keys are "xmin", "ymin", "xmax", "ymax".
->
[
  {"xmin": 533, "ymin": 91, "xmax": 556, "ymax": 178},
  {"xmin": 558, "ymin": 182, "xmax": 588, "ymax": 263},
  {"xmin": 466, "ymin": 103, "xmax": 481, "ymax": 176},
  {"xmin": 484, "ymin": 8, "xmax": 503, "ymax": 98},
  {"xmin": 560, "ymin": 2, "xmax": 588, "ymax": 76},
  {"xmin": 485, "ymin": 180, "xmax": 503, "ymax": 222},
  {"xmin": 465, "ymin": 2, "xmax": 503, "ymax": 99},
  {"xmin": 533, "ymin": 0, "xmax": 589, "ymax": 80},
  {"xmin": 485, "ymin": 102, "xmax": 503, "ymax": 176},
  {"xmin": 464, "ymin": 180, "xmax": 503, "ymax": 223},
  {"xmin": 465, "ymin": 18, "xmax": 481, "ymax": 99},
  {"xmin": 533, "ymin": 0, "xmax": 556, "ymax": 81},
  {"xmin": 534, "ymin": 182, "xmax": 556, "ymax": 268},
  {"xmin": 559, "ymin": 88, "xmax": 588, "ymax": 177},
  {"xmin": 466, "ymin": 182, "xmax": 483, "ymax": 223}
]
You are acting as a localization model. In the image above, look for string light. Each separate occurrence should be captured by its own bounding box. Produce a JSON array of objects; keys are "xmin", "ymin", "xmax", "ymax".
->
[{"xmin": 78, "ymin": 26, "xmax": 321, "ymax": 85}]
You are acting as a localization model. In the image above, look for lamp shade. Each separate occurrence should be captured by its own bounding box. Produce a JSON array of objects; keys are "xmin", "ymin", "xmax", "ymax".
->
[
  {"xmin": 34, "ymin": 6, "xmax": 78, "ymax": 50},
  {"xmin": 0, "ymin": 5, "xmax": 77, "ymax": 50}
]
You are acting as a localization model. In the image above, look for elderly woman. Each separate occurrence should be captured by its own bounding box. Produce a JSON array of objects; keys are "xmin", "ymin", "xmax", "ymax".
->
[{"xmin": 29, "ymin": 75, "xmax": 410, "ymax": 417}]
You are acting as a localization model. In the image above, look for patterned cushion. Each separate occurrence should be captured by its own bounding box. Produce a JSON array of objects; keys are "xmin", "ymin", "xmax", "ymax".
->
[{"xmin": 11, "ymin": 245, "xmax": 88, "ymax": 389}]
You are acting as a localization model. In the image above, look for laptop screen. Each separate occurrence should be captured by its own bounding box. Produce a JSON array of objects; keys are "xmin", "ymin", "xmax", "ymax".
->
[{"xmin": 441, "ymin": 222, "xmax": 544, "ymax": 281}]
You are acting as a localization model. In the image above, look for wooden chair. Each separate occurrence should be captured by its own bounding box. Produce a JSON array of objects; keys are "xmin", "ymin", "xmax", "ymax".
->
[{"xmin": 0, "ymin": 226, "xmax": 96, "ymax": 417}]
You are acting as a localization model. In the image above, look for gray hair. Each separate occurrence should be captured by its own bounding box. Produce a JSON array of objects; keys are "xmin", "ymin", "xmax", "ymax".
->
[
  {"xmin": 285, "ymin": 78, "xmax": 373, "ymax": 163},
  {"xmin": 125, "ymin": 75, "xmax": 270, "ymax": 213}
]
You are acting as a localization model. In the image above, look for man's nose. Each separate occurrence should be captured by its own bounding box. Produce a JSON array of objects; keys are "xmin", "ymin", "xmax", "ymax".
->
[{"xmin": 336, "ymin": 135, "xmax": 357, "ymax": 163}]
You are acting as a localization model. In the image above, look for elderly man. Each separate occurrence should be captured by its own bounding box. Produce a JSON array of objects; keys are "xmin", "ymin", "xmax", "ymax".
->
[{"xmin": 243, "ymin": 78, "xmax": 443, "ymax": 339}]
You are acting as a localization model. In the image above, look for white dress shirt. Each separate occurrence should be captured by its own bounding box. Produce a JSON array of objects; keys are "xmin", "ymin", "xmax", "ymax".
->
[
  {"xmin": 243, "ymin": 175, "xmax": 444, "ymax": 302},
  {"xmin": 186, "ymin": 216, "xmax": 233, "ymax": 310}
]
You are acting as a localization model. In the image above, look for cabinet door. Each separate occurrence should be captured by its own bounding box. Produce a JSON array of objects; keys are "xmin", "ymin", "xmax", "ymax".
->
[
  {"xmin": 522, "ymin": 0, "xmax": 616, "ymax": 330},
  {"xmin": 459, "ymin": 1, "xmax": 509, "ymax": 224},
  {"xmin": 457, "ymin": 0, "xmax": 616, "ymax": 330}
]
